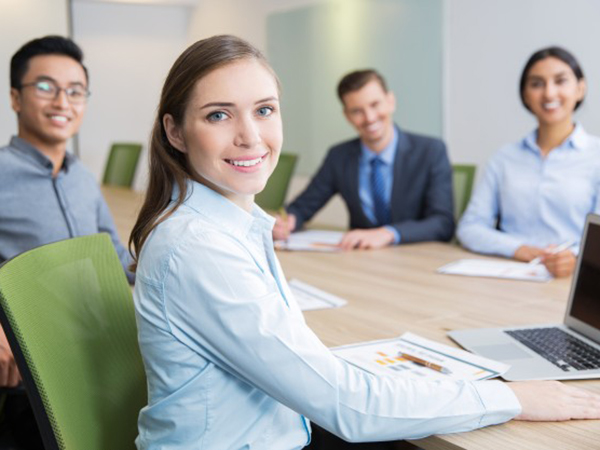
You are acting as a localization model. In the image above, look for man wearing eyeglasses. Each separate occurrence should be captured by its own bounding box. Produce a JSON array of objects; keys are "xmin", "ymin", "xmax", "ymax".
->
[{"xmin": 0, "ymin": 35, "xmax": 133, "ymax": 449}]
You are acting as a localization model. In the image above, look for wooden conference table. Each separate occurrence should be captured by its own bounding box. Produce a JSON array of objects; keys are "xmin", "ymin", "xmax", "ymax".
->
[{"xmin": 103, "ymin": 186, "xmax": 600, "ymax": 450}]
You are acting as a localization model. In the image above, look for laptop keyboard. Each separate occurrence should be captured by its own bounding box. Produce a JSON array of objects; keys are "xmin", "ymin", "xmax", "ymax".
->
[{"xmin": 505, "ymin": 327, "xmax": 600, "ymax": 372}]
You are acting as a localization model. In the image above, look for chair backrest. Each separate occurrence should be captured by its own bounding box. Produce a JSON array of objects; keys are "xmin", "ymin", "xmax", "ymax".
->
[
  {"xmin": 0, "ymin": 234, "xmax": 146, "ymax": 450},
  {"xmin": 255, "ymin": 153, "xmax": 298, "ymax": 211},
  {"xmin": 452, "ymin": 164, "xmax": 476, "ymax": 220},
  {"xmin": 102, "ymin": 143, "xmax": 143, "ymax": 187}
]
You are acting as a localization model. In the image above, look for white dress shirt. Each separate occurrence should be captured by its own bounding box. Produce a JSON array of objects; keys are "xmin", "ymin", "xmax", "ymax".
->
[{"xmin": 134, "ymin": 180, "xmax": 520, "ymax": 449}]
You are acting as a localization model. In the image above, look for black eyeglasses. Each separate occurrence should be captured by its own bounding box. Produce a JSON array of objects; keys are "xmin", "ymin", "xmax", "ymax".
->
[{"xmin": 19, "ymin": 80, "xmax": 90, "ymax": 104}]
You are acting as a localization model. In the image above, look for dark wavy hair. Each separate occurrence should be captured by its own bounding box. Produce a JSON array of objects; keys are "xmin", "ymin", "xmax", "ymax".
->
[{"xmin": 519, "ymin": 46, "xmax": 585, "ymax": 112}]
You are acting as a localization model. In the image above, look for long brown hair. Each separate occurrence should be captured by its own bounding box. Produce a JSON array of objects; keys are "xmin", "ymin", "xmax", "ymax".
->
[{"xmin": 129, "ymin": 35, "xmax": 278, "ymax": 271}]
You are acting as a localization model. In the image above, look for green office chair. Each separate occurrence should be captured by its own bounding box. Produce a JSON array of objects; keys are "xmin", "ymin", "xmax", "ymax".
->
[
  {"xmin": 255, "ymin": 152, "xmax": 298, "ymax": 211},
  {"xmin": 452, "ymin": 164, "xmax": 476, "ymax": 220},
  {"xmin": 102, "ymin": 142, "xmax": 143, "ymax": 187},
  {"xmin": 0, "ymin": 234, "xmax": 146, "ymax": 450}
]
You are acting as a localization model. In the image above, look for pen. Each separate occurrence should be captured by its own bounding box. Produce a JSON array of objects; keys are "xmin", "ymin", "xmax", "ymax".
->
[
  {"xmin": 278, "ymin": 207, "xmax": 288, "ymax": 221},
  {"xmin": 398, "ymin": 352, "xmax": 452, "ymax": 374},
  {"xmin": 529, "ymin": 240, "xmax": 575, "ymax": 265}
]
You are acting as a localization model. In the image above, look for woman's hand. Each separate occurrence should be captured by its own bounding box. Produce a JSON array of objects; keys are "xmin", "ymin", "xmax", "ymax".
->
[
  {"xmin": 509, "ymin": 381, "xmax": 600, "ymax": 421},
  {"xmin": 514, "ymin": 245, "xmax": 545, "ymax": 262},
  {"xmin": 543, "ymin": 249, "xmax": 576, "ymax": 278}
]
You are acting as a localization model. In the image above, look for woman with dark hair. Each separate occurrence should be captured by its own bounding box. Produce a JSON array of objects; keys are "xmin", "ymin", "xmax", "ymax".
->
[
  {"xmin": 457, "ymin": 46, "xmax": 600, "ymax": 278},
  {"xmin": 130, "ymin": 37, "xmax": 600, "ymax": 449}
]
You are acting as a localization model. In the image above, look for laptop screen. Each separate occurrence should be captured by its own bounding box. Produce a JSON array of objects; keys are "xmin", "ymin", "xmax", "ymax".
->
[{"xmin": 569, "ymin": 218, "xmax": 600, "ymax": 330}]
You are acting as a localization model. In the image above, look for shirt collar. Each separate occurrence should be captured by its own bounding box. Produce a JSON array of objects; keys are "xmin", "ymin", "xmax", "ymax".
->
[
  {"xmin": 568, "ymin": 123, "xmax": 589, "ymax": 149},
  {"xmin": 360, "ymin": 126, "xmax": 399, "ymax": 165},
  {"xmin": 522, "ymin": 122, "xmax": 588, "ymax": 153},
  {"xmin": 173, "ymin": 180, "xmax": 275, "ymax": 237},
  {"xmin": 9, "ymin": 135, "xmax": 75, "ymax": 172}
]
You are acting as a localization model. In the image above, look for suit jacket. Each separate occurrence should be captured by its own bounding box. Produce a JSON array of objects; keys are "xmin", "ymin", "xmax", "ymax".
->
[{"xmin": 287, "ymin": 127, "xmax": 455, "ymax": 243}]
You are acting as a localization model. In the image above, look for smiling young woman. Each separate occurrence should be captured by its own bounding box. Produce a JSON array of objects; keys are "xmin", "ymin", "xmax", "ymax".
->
[
  {"xmin": 161, "ymin": 58, "xmax": 282, "ymax": 212},
  {"xmin": 129, "ymin": 37, "xmax": 600, "ymax": 450},
  {"xmin": 457, "ymin": 46, "xmax": 600, "ymax": 278}
]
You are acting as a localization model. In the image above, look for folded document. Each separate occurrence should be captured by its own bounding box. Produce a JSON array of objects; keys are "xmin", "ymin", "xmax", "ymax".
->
[{"xmin": 437, "ymin": 258, "xmax": 552, "ymax": 282}]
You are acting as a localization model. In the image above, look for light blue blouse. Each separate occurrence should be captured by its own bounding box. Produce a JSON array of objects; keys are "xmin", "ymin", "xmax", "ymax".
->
[
  {"xmin": 134, "ymin": 181, "xmax": 520, "ymax": 449},
  {"xmin": 457, "ymin": 124, "xmax": 600, "ymax": 257}
]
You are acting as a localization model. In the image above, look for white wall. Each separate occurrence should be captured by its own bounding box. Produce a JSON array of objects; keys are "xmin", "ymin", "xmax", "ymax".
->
[
  {"xmin": 65, "ymin": 0, "xmax": 600, "ymax": 228},
  {"xmin": 72, "ymin": 1, "xmax": 190, "ymax": 190},
  {"xmin": 187, "ymin": 0, "xmax": 324, "ymax": 52},
  {"xmin": 0, "ymin": 0, "xmax": 69, "ymax": 147},
  {"xmin": 445, "ymin": 0, "xmax": 600, "ymax": 181},
  {"xmin": 188, "ymin": 0, "xmax": 268, "ymax": 51},
  {"xmin": 69, "ymin": 0, "xmax": 322, "ymax": 191}
]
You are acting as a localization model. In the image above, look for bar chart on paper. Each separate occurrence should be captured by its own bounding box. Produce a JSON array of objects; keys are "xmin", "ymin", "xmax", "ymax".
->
[{"xmin": 333, "ymin": 333, "xmax": 509, "ymax": 381}]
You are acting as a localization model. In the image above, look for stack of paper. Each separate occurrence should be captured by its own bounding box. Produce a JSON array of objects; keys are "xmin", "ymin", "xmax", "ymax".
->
[
  {"xmin": 333, "ymin": 332, "xmax": 509, "ymax": 381},
  {"xmin": 275, "ymin": 230, "xmax": 344, "ymax": 252},
  {"xmin": 437, "ymin": 259, "xmax": 552, "ymax": 282},
  {"xmin": 288, "ymin": 279, "xmax": 347, "ymax": 311}
]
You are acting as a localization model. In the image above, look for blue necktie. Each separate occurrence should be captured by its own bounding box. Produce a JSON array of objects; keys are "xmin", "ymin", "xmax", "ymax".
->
[{"xmin": 370, "ymin": 157, "xmax": 390, "ymax": 226}]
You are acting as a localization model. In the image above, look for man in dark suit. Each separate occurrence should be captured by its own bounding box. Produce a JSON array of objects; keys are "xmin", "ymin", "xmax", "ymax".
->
[{"xmin": 273, "ymin": 69, "xmax": 454, "ymax": 250}]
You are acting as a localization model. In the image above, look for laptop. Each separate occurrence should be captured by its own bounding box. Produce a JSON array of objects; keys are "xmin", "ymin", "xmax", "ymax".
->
[{"xmin": 448, "ymin": 213, "xmax": 600, "ymax": 381}]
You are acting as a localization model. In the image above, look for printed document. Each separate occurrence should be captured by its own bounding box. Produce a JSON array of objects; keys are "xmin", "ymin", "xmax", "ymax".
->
[
  {"xmin": 275, "ymin": 230, "xmax": 343, "ymax": 252},
  {"xmin": 333, "ymin": 332, "xmax": 509, "ymax": 381},
  {"xmin": 289, "ymin": 279, "xmax": 347, "ymax": 311},
  {"xmin": 437, "ymin": 259, "xmax": 552, "ymax": 282}
]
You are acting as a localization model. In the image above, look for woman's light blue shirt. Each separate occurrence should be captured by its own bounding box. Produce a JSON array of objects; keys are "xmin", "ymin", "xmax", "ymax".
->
[
  {"xmin": 134, "ymin": 181, "xmax": 520, "ymax": 449},
  {"xmin": 457, "ymin": 124, "xmax": 600, "ymax": 257}
]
